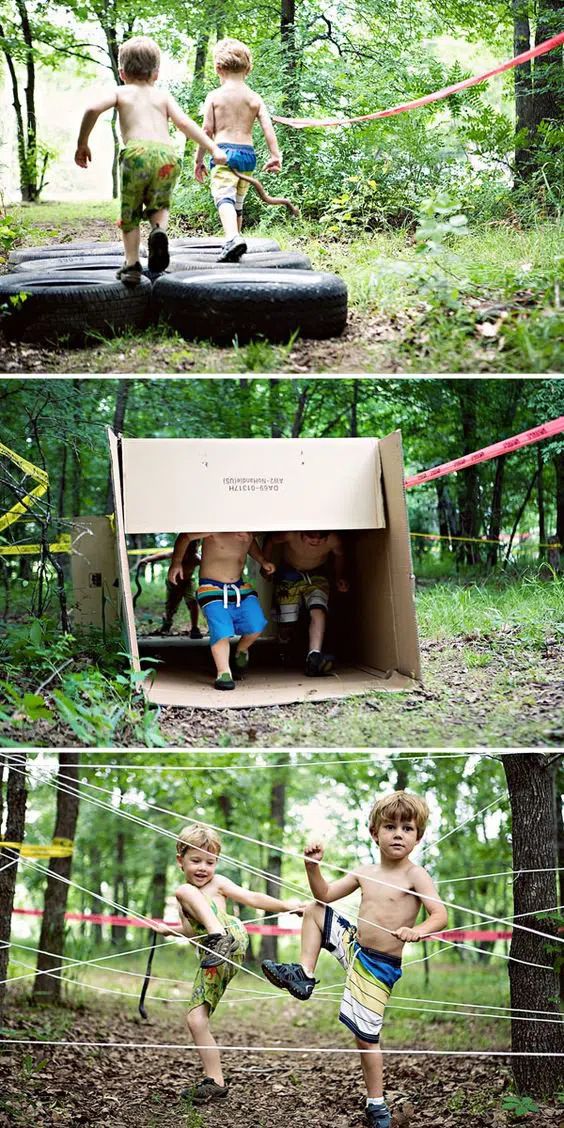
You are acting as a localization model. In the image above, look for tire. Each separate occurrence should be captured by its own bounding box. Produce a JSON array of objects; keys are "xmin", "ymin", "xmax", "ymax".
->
[
  {"xmin": 153, "ymin": 270, "xmax": 348, "ymax": 343},
  {"xmin": 167, "ymin": 251, "xmax": 312, "ymax": 273},
  {"xmin": 169, "ymin": 236, "xmax": 280, "ymax": 253},
  {"xmin": 0, "ymin": 271, "xmax": 152, "ymax": 344},
  {"xmin": 13, "ymin": 256, "xmax": 145, "ymax": 274},
  {"xmin": 8, "ymin": 242, "xmax": 124, "ymax": 265}
]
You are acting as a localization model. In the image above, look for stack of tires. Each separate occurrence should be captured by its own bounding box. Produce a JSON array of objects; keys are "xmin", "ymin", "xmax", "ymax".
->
[{"xmin": 0, "ymin": 237, "xmax": 348, "ymax": 346}]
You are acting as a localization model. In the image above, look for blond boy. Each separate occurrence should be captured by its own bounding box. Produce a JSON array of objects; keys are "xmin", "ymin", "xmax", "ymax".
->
[
  {"xmin": 168, "ymin": 532, "xmax": 274, "ymax": 689},
  {"xmin": 154, "ymin": 824, "xmax": 303, "ymax": 1105},
  {"xmin": 75, "ymin": 36, "xmax": 227, "ymax": 284},
  {"xmin": 262, "ymin": 792, "xmax": 448, "ymax": 1128},
  {"xmin": 194, "ymin": 37, "xmax": 282, "ymax": 262}
]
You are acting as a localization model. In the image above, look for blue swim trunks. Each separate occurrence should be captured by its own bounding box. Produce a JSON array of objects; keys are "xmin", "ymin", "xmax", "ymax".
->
[
  {"xmin": 210, "ymin": 144, "xmax": 257, "ymax": 213},
  {"xmin": 197, "ymin": 577, "xmax": 267, "ymax": 645}
]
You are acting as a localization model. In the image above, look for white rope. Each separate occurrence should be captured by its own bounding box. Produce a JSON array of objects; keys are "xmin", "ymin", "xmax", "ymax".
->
[
  {"xmin": 32, "ymin": 762, "xmax": 562, "ymax": 946},
  {"xmin": 0, "ymin": 857, "xmax": 19, "ymax": 874},
  {"xmin": 0, "ymin": 1038, "xmax": 560, "ymax": 1056},
  {"xmin": 437, "ymin": 867, "xmax": 563, "ymax": 885},
  {"xmin": 15, "ymin": 749, "xmax": 545, "ymax": 759}
]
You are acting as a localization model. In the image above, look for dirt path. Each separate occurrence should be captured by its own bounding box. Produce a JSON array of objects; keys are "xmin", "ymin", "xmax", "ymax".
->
[{"xmin": 1, "ymin": 999, "xmax": 559, "ymax": 1128}]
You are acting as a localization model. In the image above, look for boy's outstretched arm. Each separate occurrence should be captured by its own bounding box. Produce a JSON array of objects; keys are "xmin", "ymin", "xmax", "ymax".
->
[
  {"xmin": 217, "ymin": 876, "xmax": 305, "ymax": 914},
  {"xmin": 75, "ymin": 90, "xmax": 118, "ymax": 167},
  {"xmin": 194, "ymin": 93, "xmax": 215, "ymax": 182},
  {"xmin": 392, "ymin": 868, "xmax": 448, "ymax": 943},
  {"xmin": 257, "ymin": 99, "xmax": 282, "ymax": 172},
  {"xmin": 304, "ymin": 841, "xmax": 360, "ymax": 904},
  {"xmin": 168, "ymin": 533, "xmax": 206, "ymax": 584},
  {"xmin": 166, "ymin": 94, "xmax": 227, "ymax": 166},
  {"xmin": 249, "ymin": 536, "xmax": 275, "ymax": 576},
  {"xmin": 331, "ymin": 536, "xmax": 349, "ymax": 593}
]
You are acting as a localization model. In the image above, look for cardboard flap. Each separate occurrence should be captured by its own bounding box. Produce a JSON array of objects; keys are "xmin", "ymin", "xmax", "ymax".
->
[
  {"xmin": 70, "ymin": 517, "xmax": 119, "ymax": 631},
  {"xmin": 377, "ymin": 430, "xmax": 421, "ymax": 679},
  {"xmin": 108, "ymin": 428, "xmax": 140, "ymax": 669},
  {"xmin": 120, "ymin": 438, "xmax": 385, "ymax": 533}
]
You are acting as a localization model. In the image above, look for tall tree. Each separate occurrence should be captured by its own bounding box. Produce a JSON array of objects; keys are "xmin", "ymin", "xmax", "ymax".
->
[
  {"xmin": 33, "ymin": 752, "xmax": 81, "ymax": 1002},
  {"xmin": 0, "ymin": 756, "xmax": 28, "ymax": 1026}
]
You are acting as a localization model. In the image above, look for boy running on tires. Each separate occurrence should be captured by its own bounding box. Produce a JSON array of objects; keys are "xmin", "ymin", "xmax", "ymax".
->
[
  {"xmin": 168, "ymin": 532, "xmax": 274, "ymax": 689},
  {"xmin": 153, "ymin": 823, "xmax": 303, "ymax": 1106},
  {"xmin": 261, "ymin": 531, "xmax": 349, "ymax": 676},
  {"xmin": 74, "ymin": 36, "xmax": 228, "ymax": 285},
  {"xmin": 262, "ymin": 792, "xmax": 448, "ymax": 1128},
  {"xmin": 194, "ymin": 38, "xmax": 282, "ymax": 262}
]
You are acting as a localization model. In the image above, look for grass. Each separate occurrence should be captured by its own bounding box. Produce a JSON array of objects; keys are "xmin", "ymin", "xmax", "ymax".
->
[{"xmin": 4, "ymin": 206, "xmax": 563, "ymax": 372}]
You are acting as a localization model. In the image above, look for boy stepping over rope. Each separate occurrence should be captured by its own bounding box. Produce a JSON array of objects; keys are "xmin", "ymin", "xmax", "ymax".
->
[
  {"xmin": 194, "ymin": 38, "xmax": 283, "ymax": 262},
  {"xmin": 154, "ymin": 824, "xmax": 303, "ymax": 1106},
  {"xmin": 168, "ymin": 532, "xmax": 274, "ymax": 689},
  {"xmin": 75, "ymin": 36, "xmax": 228, "ymax": 285},
  {"xmin": 262, "ymin": 792, "xmax": 447, "ymax": 1128},
  {"xmin": 261, "ymin": 531, "xmax": 349, "ymax": 676}
]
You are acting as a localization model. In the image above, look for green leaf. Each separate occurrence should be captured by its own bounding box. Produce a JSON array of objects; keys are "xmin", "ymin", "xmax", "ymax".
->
[{"xmin": 22, "ymin": 693, "xmax": 53, "ymax": 722}]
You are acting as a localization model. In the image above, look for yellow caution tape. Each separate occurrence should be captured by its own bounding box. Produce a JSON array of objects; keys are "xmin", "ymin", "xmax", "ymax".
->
[
  {"xmin": 0, "ymin": 837, "xmax": 74, "ymax": 858},
  {"xmin": 0, "ymin": 534, "xmax": 72, "ymax": 557},
  {"xmin": 410, "ymin": 532, "xmax": 561, "ymax": 549},
  {"xmin": 0, "ymin": 441, "xmax": 49, "ymax": 534}
]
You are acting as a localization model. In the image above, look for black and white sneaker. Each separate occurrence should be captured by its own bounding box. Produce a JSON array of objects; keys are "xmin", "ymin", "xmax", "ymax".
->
[
  {"xmin": 181, "ymin": 1077, "xmax": 229, "ymax": 1104},
  {"xmin": 261, "ymin": 960, "xmax": 317, "ymax": 1000},
  {"xmin": 218, "ymin": 235, "xmax": 247, "ymax": 263},
  {"xmin": 305, "ymin": 650, "xmax": 334, "ymax": 677},
  {"xmin": 365, "ymin": 1104, "xmax": 391, "ymax": 1128},
  {"xmin": 147, "ymin": 225, "xmax": 170, "ymax": 273},
  {"xmin": 116, "ymin": 261, "xmax": 143, "ymax": 286},
  {"xmin": 199, "ymin": 932, "xmax": 239, "ymax": 968}
]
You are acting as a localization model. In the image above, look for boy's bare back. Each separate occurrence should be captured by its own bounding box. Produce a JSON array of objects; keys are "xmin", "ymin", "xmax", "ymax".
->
[
  {"xmin": 114, "ymin": 84, "xmax": 173, "ymax": 144},
  {"xmin": 205, "ymin": 79, "xmax": 265, "ymax": 146}
]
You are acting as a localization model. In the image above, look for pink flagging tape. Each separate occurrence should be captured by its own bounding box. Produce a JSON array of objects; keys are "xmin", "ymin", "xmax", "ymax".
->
[
  {"xmin": 405, "ymin": 416, "xmax": 564, "ymax": 489},
  {"xmin": 10, "ymin": 908, "xmax": 514, "ymax": 941},
  {"xmin": 273, "ymin": 32, "xmax": 564, "ymax": 127}
]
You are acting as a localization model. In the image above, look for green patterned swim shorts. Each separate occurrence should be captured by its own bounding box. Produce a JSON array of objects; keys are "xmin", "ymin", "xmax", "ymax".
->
[
  {"xmin": 187, "ymin": 913, "xmax": 249, "ymax": 1015},
  {"xmin": 119, "ymin": 140, "xmax": 182, "ymax": 233}
]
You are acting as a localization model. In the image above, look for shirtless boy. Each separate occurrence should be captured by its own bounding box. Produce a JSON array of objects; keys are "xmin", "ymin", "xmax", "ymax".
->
[
  {"xmin": 75, "ymin": 36, "xmax": 227, "ymax": 284},
  {"xmin": 136, "ymin": 540, "xmax": 203, "ymax": 637},
  {"xmin": 262, "ymin": 791, "xmax": 448, "ymax": 1128},
  {"xmin": 154, "ymin": 823, "xmax": 303, "ymax": 1105},
  {"xmin": 194, "ymin": 37, "xmax": 282, "ymax": 262},
  {"xmin": 261, "ymin": 531, "xmax": 349, "ymax": 676},
  {"xmin": 168, "ymin": 532, "xmax": 274, "ymax": 689}
]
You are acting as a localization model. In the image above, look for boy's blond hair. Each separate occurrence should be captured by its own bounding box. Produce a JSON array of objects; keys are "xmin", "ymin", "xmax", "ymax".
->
[
  {"xmin": 213, "ymin": 37, "xmax": 253, "ymax": 75},
  {"xmin": 369, "ymin": 791, "xmax": 429, "ymax": 841},
  {"xmin": 176, "ymin": 823, "xmax": 222, "ymax": 858},
  {"xmin": 118, "ymin": 36, "xmax": 160, "ymax": 80}
]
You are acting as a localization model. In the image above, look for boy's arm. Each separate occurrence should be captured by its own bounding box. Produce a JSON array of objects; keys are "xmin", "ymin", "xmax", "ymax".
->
[
  {"xmin": 166, "ymin": 93, "xmax": 226, "ymax": 166},
  {"xmin": 168, "ymin": 533, "xmax": 207, "ymax": 584},
  {"xmin": 331, "ymin": 535, "xmax": 349, "ymax": 593},
  {"xmin": 392, "ymin": 867, "xmax": 448, "ymax": 943},
  {"xmin": 249, "ymin": 536, "xmax": 275, "ymax": 576},
  {"xmin": 257, "ymin": 98, "xmax": 282, "ymax": 172},
  {"xmin": 194, "ymin": 94, "xmax": 215, "ymax": 181},
  {"xmin": 75, "ymin": 90, "xmax": 118, "ymax": 167},
  {"xmin": 217, "ymin": 876, "xmax": 305, "ymax": 914},
  {"xmin": 304, "ymin": 841, "xmax": 360, "ymax": 903}
]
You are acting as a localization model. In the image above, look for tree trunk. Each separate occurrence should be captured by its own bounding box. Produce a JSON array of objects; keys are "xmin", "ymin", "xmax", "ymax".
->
[
  {"xmin": 71, "ymin": 380, "xmax": 82, "ymax": 517},
  {"xmin": 0, "ymin": 756, "xmax": 28, "ymax": 1026},
  {"xmin": 486, "ymin": 456, "xmax": 505, "ymax": 567},
  {"xmin": 556, "ymin": 762, "xmax": 564, "ymax": 1002},
  {"xmin": 259, "ymin": 754, "xmax": 289, "ymax": 963},
  {"xmin": 537, "ymin": 447, "xmax": 546, "ymax": 562},
  {"xmin": 502, "ymin": 754, "xmax": 564, "ymax": 1096},
  {"xmin": 513, "ymin": 0, "xmax": 534, "ymax": 179},
  {"xmin": 454, "ymin": 383, "xmax": 481, "ymax": 563},
  {"xmin": 33, "ymin": 752, "xmax": 80, "ymax": 1002},
  {"xmin": 111, "ymin": 829, "xmax": 127, "ymax": 947},
  {"xmin": 89, "ymin": 844, "xmax": 104, "ymax": 945},
  {"xmin": 105, "ymin": 380, "xmax": 132, "ymax": 511}
]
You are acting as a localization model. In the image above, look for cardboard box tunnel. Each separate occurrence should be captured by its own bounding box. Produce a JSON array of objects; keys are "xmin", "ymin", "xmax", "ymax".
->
[{"xmin": 108, "ymin": 429, "xmax": 421, "ymax": 708}]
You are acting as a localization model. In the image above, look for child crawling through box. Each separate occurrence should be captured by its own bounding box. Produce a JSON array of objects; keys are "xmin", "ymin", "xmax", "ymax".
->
[{"xmin": 168, "ymin": 531, "xmax": 274, "ymax": 690}]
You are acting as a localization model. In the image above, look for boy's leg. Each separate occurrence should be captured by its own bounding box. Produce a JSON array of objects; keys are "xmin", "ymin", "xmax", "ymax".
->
[
  {"xmin": 210, "ymin": 637, "xmax": 233, "ymax": 686},
  {"xmin": 261, "ymin": 902, "xmax": 323, "ymax": 998},
  {"xmin": 122, "ymin": 227, "xmax": 141, "ymax": 267},
  {"xmin": 217, "ymin": 201, "xmax": 239, "ymax": 241},
  {"xmin": 185, "ymin": 1004, "xmax": 226, "ymax": 1089},
  {"xmin": 181, "ymin": 886, "xmax": 227, "ymax": 937},
  {"xmin": 162, "ymin": 578, "xmax": 185, "ymax": 631},
  {"xmin": 187, "ymin": 596, "xmax": 203, "ymax": 638},
  {"xmin": 233, "ymin": 629, "xmax": 261, "ymax": 677},
  {"xmin": 147, "ymin": 208, "xmax": 170, "ymax": 274},
  {"xmin": 356, "ymin": 1040, "xmax": 390, "ymax": 1127},
  {"xmin": 308, "ymin": 606, "xmax": 327, "ymax": 653},
  {"xmin": 300, "ymin": 901, "xmax": 325, "ymax": 975},
  {"xmin": 232, "ymin": 595, "xmax": 268, "ymax": 677}
]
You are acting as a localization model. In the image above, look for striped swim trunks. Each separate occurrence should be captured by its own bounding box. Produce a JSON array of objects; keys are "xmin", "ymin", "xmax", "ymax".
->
[
  {"xmin": 196, "ymin": 577, "xmax": 267, "ymax": 645},
  {"xmin": 322, "ymin": 907, "xmax": 402, "ymax": 1043}
]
